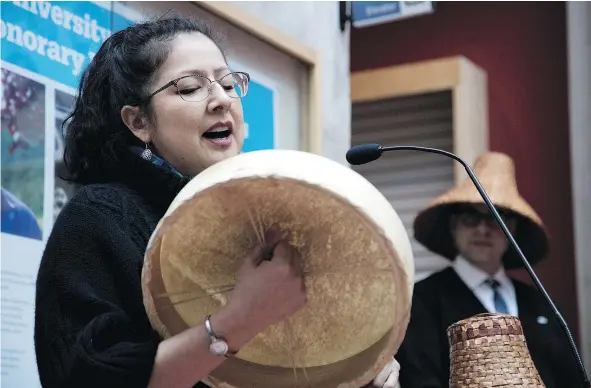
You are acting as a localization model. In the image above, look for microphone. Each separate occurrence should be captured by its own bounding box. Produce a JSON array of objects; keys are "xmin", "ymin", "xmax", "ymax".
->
[
  {"xmin": 346, "ymin": 143, "xmax": 383, "ymax": 165},
  {"xmin": 346, "ymin": 143, "xmax": 590, "ymax": 388}
]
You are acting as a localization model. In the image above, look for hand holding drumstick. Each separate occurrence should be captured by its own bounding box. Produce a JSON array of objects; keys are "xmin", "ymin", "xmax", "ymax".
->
[{"xmin": 225, "ymin": 224, "xmax": 307, "ymax": 341}]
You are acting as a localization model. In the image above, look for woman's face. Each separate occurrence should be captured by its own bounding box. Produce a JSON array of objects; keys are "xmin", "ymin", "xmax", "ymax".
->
[{"xmin": 125, "ymin": 32, "xmax": 245, "ymax": 177}]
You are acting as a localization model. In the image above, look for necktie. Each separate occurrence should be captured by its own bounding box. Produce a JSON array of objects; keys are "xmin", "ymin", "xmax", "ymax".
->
[{"xmin": 485, "ymin": 278, "xmax": 509, "ymax": 314}]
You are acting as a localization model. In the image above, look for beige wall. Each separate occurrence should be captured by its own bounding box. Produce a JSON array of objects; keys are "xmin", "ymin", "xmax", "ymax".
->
[{"xmin": 229, "ymin": 1, "xmax": 352, "ymax": 164}]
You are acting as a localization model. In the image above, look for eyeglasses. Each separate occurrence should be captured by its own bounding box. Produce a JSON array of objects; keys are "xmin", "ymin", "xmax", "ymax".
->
[
  {"xmin": 141, "ymin": 71, "xmax": 250, "ymax": 104},
  {"xmin": 456, "ymin": 208, "xmax": 512, "ymax": 229}
]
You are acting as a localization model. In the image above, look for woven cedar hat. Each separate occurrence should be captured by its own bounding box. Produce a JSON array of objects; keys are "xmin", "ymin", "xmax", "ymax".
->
[
  {"xmin": 141, "ymin": 149, "xmax": 415, "ymax": 388},
  {"xmin": 413, "ymin": 152, "xmax": 549, "ymax": 269},
  {"xmin": 447, "ymin": 313, "xmax": 545, "ymax": 387}
]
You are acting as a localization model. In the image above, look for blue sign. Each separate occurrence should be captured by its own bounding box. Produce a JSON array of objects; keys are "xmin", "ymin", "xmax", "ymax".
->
[
  {"xmin": 1, "ymin": 1, "xmax": 134, "ymax": 89},
  {"xmin": 351, "ymin": 1, "xmax": 435, "ymax": 28},
  {"xmin": 240, "ymin": 80, "xmax": 275, "ymax": 153}
]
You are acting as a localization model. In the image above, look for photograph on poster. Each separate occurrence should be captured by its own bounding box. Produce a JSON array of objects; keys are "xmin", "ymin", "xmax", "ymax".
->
[
  {"xmin": 54, "ymin": 89, "xmax": 79, "ymax": 223},
  {"xmin": 1, "ymin": 68, "xmax": 45, "ymax": 241}
]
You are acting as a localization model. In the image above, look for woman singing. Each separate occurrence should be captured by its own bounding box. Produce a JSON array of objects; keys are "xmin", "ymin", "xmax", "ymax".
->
[{"xmin": 34, "ymin": 15, "xmax": 399, "ymax": 388}]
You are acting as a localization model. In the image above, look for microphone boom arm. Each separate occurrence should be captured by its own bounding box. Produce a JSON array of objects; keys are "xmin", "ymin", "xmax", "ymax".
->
[{"xmin": 378, "ymin": 145, "xmax": 590, "ymax": 388}]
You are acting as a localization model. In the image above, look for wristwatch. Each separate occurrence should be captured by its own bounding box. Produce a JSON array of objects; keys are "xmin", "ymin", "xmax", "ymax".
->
[{"xmin": 204, "ymin": 315, "xmax": 236, "ymax": 358}]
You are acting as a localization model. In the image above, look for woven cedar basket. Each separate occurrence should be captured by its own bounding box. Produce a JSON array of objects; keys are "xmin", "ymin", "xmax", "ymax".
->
[{"xmin": 446, "ymin": 313, "xmax": 545, "ymax": 388}]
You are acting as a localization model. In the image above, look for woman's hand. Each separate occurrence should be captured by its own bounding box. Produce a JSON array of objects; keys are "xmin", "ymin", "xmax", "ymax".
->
[
  {"xmin": 226, "ymin": 224, "xmax": 307, "ymax": 341},
  {"xmin": 148, "ymin": 225, "xmax": 306, "ymax": 388},
  {"xmin": 372, "ymin": 357, "xmax": 401, "ymax": 388}
]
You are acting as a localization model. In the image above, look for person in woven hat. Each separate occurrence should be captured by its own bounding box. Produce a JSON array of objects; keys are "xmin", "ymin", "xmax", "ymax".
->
[{"xmin": 394, "ymin": 151, "xmax": 580, "ymax": 388}]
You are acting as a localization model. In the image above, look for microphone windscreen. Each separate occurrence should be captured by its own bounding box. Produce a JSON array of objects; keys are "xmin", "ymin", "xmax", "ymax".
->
[{"xmin": 346, "ymin": 143, "xmax": 382, "ymax": 165}]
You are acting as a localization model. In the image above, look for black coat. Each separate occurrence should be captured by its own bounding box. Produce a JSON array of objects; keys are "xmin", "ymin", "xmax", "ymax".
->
[
  {"xmin": 34, "ymin": 151, "xmax": 211, "ymax": 388},
  {"xmin": 396, "ymin": 267, "xmax": 581, "ymax": 388}
]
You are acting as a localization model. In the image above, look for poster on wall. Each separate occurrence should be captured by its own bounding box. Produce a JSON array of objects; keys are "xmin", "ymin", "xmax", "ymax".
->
[
  {"xmin": 1, "ymin": 1, "xmax": 278, "ymax": 386},
  {"xmin": 0, "ymin": 2, "xmax": 135, "ymax": 386}
]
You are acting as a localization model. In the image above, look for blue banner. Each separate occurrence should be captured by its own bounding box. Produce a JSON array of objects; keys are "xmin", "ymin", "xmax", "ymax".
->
[
  {"xmin": 1, "ymin": 1, "xmax": 134, "ymax": 89},
  {"xmin": 1, "ymin": 1, "xmax": 276, "ymax": 153}
]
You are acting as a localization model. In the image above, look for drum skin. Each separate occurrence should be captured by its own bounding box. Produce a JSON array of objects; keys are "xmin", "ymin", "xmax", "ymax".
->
[{"xmin": 141, "ymin": 149, "xmax": 414, "ymax": 388}]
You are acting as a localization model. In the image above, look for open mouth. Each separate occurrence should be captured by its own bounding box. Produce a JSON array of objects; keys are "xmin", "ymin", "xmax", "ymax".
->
[
  {"xmin": 202, "ymin": 122, "xmax": 234, "ymax": 147},
  {"xmin": 203, "ymin": 128, "xmax": 232, "ymax": 139}
]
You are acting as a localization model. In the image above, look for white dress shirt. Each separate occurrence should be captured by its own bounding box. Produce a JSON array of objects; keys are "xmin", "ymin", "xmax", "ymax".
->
[{"xmin": 452, "ymin": 256, "xmax": 519, "ymax": 317}]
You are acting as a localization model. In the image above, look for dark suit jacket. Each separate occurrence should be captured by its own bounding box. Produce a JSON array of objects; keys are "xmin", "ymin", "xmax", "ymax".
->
[{"xmin": 396, "ymin": 267, "xmax": 581, "ymax": 388}]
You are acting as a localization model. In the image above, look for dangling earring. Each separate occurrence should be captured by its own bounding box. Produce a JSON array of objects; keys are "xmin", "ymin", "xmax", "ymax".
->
[{"xmin": 141, "ymin": 142, "xmax": 152, "ymax": 161}]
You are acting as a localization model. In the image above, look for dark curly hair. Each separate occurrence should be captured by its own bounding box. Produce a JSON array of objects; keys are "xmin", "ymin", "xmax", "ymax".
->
[{"xmin": 61, "ymin": 15, "xmax": 225, "ymax": 184}]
